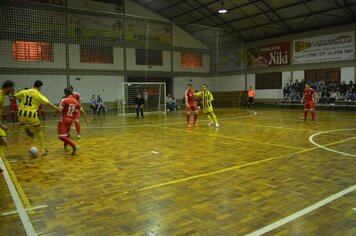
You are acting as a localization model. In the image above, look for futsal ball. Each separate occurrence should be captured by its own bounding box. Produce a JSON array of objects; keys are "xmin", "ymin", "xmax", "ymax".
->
[{"xmin": 29, "ymin": 147, "xmax": 38, "ymax": 158}]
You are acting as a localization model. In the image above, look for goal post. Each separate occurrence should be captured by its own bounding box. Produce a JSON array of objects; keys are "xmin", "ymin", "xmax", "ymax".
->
[{"xmin": 121, "ymin": 82, "xmax": 166, "ymax": 115}]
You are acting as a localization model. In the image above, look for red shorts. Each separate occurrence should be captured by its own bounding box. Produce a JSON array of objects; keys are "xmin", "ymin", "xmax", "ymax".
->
[
  {"xmin": 58, "ymin": 119, "xmax": 73, "ymax": 136},
  {"xmin": 38, "ymin": 104, "xmax": 44, "ymax": 110},
  {"xmin": 304, "ymin": 101, "xmax": 315, "ymax": 110},
  {"xmin": 185, "ymin": 104, "xmax": 197, "ymax": 112},
  {"xmin": 10, "ymin": 103, "xmax": 18, "ymax": 112}
]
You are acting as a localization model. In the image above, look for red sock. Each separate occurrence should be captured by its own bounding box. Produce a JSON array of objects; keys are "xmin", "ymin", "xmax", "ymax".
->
[
  {"xmin": 41, "ymin": 111, "xmax": 46, "ymax": 120},
  {"xmin": 194, "ymin": 114, "xmax": 198, "ymax": 123},
  {"xmin": 59, "ymin": 136, "xmax": 76, "ymax": 148},
  {"xmin": 187, "ymin": 114, "xmax": 190, "ymax": 124},
  {"xmin": 304, "ymin": 111, "xmax": 307, "ymax": 120},
  {"xmin": 311, "ymin": 111, "xmax": 315, "ymax": 121},
  {"xmin": 75, "ymin": 122, "xmax": 80, "ymax": 135}
]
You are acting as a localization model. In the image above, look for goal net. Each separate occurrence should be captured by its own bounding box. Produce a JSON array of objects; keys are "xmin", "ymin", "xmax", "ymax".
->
[{"xmin": 121, "ymin": 82, "xmax": 166, "ymax": 115}]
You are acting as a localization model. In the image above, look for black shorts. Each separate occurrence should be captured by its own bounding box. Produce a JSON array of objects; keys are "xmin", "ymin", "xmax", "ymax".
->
[{"xmin": 248, "ymin": 97, "xmax": 254, "ymax": 103}]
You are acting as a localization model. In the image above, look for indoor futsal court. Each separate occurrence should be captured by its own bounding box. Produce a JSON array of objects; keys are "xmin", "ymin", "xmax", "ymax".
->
[{"xmin": 1, "ymin": 0, "xmax": 356, "ymax": 235}]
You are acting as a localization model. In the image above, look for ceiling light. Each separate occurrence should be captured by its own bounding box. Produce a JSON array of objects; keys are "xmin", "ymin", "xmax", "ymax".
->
[{"xmin": 218, "ymin": 1, "xmax": 227, "ymax": 14}]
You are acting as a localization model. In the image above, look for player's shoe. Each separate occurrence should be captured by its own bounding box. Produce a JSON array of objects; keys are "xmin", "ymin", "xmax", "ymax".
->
[
  {"xmin": 76, "ymin": 135, "xmax": 81, "ymax": 139},
  {"xmin": 187, "ymin": 124, "xmax": 192, "ymax": 128},
  {"xmin": 208, "ymin": 122, "xmax": 214, "ymax": 126},
  {"xmin": 194, "ymin": 122, "xmax": 199, "ymax": 127},
  {"xmin": 72, "ymin": 145, "xmax": 79, "ymax": 155},
  {"xmin": 25, "ymin": 127, "xmax": 35, "ymax": 138},
  {"xmin": 0, "ymin": 168, "xmax": 3, "ymax": 173},
  {"xmin": 215, "ymin": 123, "xmax": 220, "ymax": 127},
  {"xmin": 41, "ymin": 148, "xmax": 48, "ymax": 156}
]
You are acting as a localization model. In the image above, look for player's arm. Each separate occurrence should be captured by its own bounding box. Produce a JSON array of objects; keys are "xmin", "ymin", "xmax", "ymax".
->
[
  {"xmin": 14, "ymin": 90, "xmax": 24, "ymax": 99},
  {"xmin": 313, "ymin": 92, "xmax": 318, "ymax": 104},
  {"xmin": 208, "ymin": 93, "xmax": 214, "ymax": 103},
  {"xmin": 301, "ymin": 94, "xmax": 305, "ymax": 103},
  {"xmin": 39, "ymin": 94, "xmax": 60, "ymax": 112},
  {"xmin": 194, "ymin": 92, "xmax": 202, "ymax": 97},
  {"xmin": 185, "ymin": 92, "xmax": 189, "ymax": 108},
  {"xmin": 80, "ymin": 107, "xmax": 89, "ymax": 124}
]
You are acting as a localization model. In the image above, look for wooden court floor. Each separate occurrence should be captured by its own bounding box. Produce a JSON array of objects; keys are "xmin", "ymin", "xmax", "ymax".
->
[{"xmin": 0, "ymin": 108, "xmax": 355, "ymax": 235}]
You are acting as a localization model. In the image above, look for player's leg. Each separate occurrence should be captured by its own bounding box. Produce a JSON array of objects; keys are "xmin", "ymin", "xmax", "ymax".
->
[
  {"xmin": 206, "ymin": 113, "xmax": 213, "ymax": 126},
  {"xmin": 140, "ymin": 108, "xmax": 144, "ymax": 118},
  {"xmin": 0, "ymin": 131, "xmax": 8, "ymax": 172},
  {"xmin": 135, "ymin": 107, "xmax": 139, "ymax": 118},
  {"xmin": 74, "ymin": 112, "xmax": 81, "ymax": 139},
  {"xmin": 210, "ymin": 111, "xmax": 219, "ymax": 127},
  {"xmin": 304, "ymin": 103, "xmax": 309, "ymax": 121},
  {"xmin": 192, "ymin": 105, "xmax": 198, "ymax": 127},
  {"xmin": 186, "ymin": 106, "xmax": 191, "ymax": 127},
  {"xmin": 310, "ymin": 102, "xmax": 315, "ymax": 121},
  {"xmin": 58, "ymin": 121, "xmax": 78, "ymax": 155}
]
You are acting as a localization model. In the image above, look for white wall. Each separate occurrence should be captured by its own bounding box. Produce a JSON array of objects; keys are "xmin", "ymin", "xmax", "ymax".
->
[
  {"xmin": 293, "ymin": 70, "xmax": 304, "ymax": 82},
  {"xmin": 173, "ymin": 77, "xmax": 212, "ymax": 98},
  {"xmin": 214, "ymin": 75, "xmax": 246, "ymax": 91},
  {"xmin": 69, "ymin": 76, "xmax": 124, "ymax": 103},
  {"xmin": 0, "ymin": 75, "xmax": 66, "ymax": 105},
  {"xmin": 341, "ymin": 67, "xmax": 355, "ymax": 83}
]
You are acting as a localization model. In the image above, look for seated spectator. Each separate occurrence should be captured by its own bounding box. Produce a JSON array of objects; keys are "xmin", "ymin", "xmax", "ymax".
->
[
  {"xmin": 166, "ymin": 94, "xmax": 174, "ymax": 111},
  {"xmin": 90, "ymin": 94, "xmax": 98, "ymax": 114}
]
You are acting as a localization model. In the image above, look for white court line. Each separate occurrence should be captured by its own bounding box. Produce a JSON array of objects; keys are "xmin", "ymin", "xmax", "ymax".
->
[
  {"xmin": 151, "ymin": 151, "xmax": 159, "ymax": 155},
  {"xmin": 2, "ymin": 205, "xmax": 48, "ymax": 216},
  {"xmin": 41, "ymin": 110, "xmax": 258, "ymax": 129},
  {"xmin": 246, "ymin": 184, "xmax": 356, "ymax": 236},
  {"xmin": 0, "ymin": 156, "xmax": 37, "ymax": 236},
  {"xmin": 309, "ymin": 128, "xmax": 356, "ymax": 158}
]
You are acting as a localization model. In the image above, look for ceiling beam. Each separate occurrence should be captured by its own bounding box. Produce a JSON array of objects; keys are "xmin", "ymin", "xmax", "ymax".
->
[
  {"xmin": 236, "ymin": 2, "xmax": 356, "ymax": 33},
  {"xmin": 215, "ymin": 0, "xmax": 314, "ymax": 27},
  {"xmin": 170, "ymin": 0, "xmax": 218, "ymax": 20}
]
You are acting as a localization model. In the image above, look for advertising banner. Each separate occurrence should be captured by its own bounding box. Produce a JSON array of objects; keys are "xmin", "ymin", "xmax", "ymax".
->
[
  {"xmin": 247, "ymin": 42, "xmax": 290, "ymax": 68},
  {"xmin": 293, "ymin": 31, "xmax": 354, "ymax": 64}
]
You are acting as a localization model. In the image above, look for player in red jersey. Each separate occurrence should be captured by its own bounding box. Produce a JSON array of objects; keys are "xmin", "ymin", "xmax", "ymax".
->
[
  {"xmin": 8, "ymin": 89, "xmax": 18, "ymax": 123},
  {"xmin": 69, "ymin": 85, "xmax": 88, "ymax": 139},
  {"xmin": 185, "ymin": 84, "xmax": 198, "ymax": 128},
  {"xmin": 58, "ymin": 88, "xmax": 82, "ymax": 155},
  {"xmin": 301, "ymin": 83, "xmax": 318, "ymax": 122}
]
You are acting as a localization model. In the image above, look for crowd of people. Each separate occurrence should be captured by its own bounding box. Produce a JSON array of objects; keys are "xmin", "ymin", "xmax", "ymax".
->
[{"xmin": 283, "ymin": 79, "xmax": 356, "ymax": 103}]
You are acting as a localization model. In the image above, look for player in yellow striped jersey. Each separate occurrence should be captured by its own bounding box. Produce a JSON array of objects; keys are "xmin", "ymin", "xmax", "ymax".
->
[
  {"xmin": 0, "ymin": 81, "xmax": 15, "ymax": 172},
  {"xmin": 194, "ymin": 84, "xmax": 219, "ymax": 127},
  {"xmin": 15, "ymin": 80, "xmax": 60, "ymax": 156}
]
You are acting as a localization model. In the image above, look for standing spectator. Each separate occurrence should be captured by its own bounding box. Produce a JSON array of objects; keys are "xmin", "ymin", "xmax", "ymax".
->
[
  {"xmin": 134, "ymin": 94, "xmax": 144, "ymax": 118},
  {"xmin": 301, "ymin": 83, "xmax": 318, "ymax": 122},
  {"xmin": 0, "ymin": 81, "xmax": 15, "ymax": 172},
  {"xmin": 195, "ymin": 84, "xmax": 219, "ymax": 127},
  {"xmin": 185, "ymin": 84, "xmax": 198, "ymax": 128},
  {"xmin": 283, "ymin": 83, "xmax": 291, "ymax": 99},
  {"xmin": 247, "ymin": 86, "xmax": 256, "ymax": 109}
]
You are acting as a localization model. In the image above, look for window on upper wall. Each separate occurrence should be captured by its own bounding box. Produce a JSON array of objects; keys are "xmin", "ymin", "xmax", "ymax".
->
[
  {"xmin": 181, "ymin": 52, "xmax": 203, "ymax": 68},
  {"xmin": 255, "ymin": 72, "xmax": 282, "ymax": 89},
  {"xmin": 136, "ymin": 49, "xmax": 163, "ymax": 66},
  {"xmin": 12, "ymin": 41, "xmax": 54, "ymax": 62},
  {"xmin": 80, "ymin": 45, "xmax": 113, "ymax": 64}
]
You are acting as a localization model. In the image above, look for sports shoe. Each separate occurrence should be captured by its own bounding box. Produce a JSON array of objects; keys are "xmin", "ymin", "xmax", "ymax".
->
[
  {"xmin": 76, "ymin": 135, "xmax": 81, "ymax": 139},
  {"xmin": 194, "ymin": 122, "xmax": 199, "ymax": 127},
  {"xmin": 208, "ymin": 122, "xmax": 214, "ymax": 126},
  {"xmin": 187, "ymin": 124, "xmax": 192, "ymax": 128},
  {"xmin": 72, "ymin": 145, "xmax": 79, "ymax": 155},
  {"xmin": 25, "ymin": 127, "xmax": 35, "ymax": 138},
  {"xmin": 215, "ymin": 123, "xmax": 220, "ymax": 127},
  {"xmin": 0, "ymin": 168, "xmax": 3, "ymax": 173}
]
